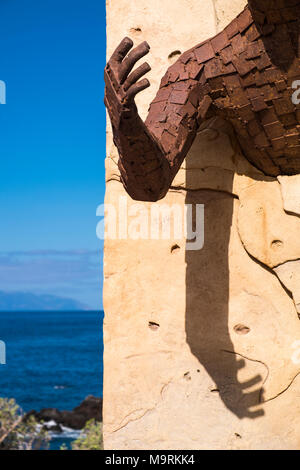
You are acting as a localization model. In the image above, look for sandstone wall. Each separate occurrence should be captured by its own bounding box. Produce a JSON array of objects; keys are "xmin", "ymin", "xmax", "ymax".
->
[{"xmin": 103, "ymin": 0, "xmax": 300, "ymax": 449}]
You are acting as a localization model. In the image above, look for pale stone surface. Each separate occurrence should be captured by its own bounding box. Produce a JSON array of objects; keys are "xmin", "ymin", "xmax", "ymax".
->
[
  {"xmin": 275, "ymin": 260, "xmax": 300, "ymax": 314},
  {"xmin": 278, "ymin": 175, "xmax": 300, "ymax": 216},
  {"xmin": 214, "ymin": 0, "xmax": 247, "ymax": 31},
  {"xmin": 104, "ymin": 0, "xmax": 300, "ymax": 450},
  {"xmin": 237, "ymin": 181, "xmax": 300, "ymax": 268}
]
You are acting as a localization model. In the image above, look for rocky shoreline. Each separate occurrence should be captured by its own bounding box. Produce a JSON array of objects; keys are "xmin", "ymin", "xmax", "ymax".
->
[{"xmin": 25, "ymin": 395, "xmax": 102, "ymax": 432}]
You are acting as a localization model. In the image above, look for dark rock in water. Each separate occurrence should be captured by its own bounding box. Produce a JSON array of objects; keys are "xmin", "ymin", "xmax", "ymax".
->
[
  {"xmin": 60, "ymin": 395, "xmax": 102, "ymax": 429},
  {"xmin": 42, "ymin": 422, "xmax": 64, "ymax": 433},
  {"xmin": 73, "ymin": 395, "xmax": 102, "ymax": 422},
  {"xmin": 29, "ymin": 408, "xmax": 62, "ymax": 423},
  {"xmin": 26, "ymin": 395, "xmax": 102, "ymax": 430}
]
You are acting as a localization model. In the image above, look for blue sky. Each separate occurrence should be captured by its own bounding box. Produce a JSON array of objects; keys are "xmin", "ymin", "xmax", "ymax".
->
[{"xmin": 0, "ymin": 0, "xmax": 106, "ymax": 309}]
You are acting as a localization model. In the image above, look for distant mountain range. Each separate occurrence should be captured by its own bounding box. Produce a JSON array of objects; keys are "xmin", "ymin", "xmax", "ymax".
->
[{"xmin": 0, "ymin": 290, "xmax": 90, "ymax": 311}]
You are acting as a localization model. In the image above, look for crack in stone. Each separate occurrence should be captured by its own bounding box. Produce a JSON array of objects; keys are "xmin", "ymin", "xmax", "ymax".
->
[
  {"xmin": 111, "ymin": 407, "xmax": 156, "ymax": 434},
  {"xmin": 170, "ymin": 185, "xmax": 239, "ymax": 199},
  {"xmin": 221, "ymin": 349, "xmax": 269, "ymax": 404},
  {"xmin": 106, "ymin": 176, "xmax": 121, "ymax": 183},
  {"xmin": 262, "ymin": 371, "xmax": 300, "ymax": 404},
  {"xmin": 178, "ymin": 166, "xmax": 235, "ymax": 173},
  {"xmin": 237, "ymin": 227, "xmax": 298, "ymax": 312},
  {"xmin": 273, "ymin": 257, "xmax": 300, "ymax": 269},
  {"xmin": 160, "ymin": 379, "xmax": 174, "ymax": 399},
  {"xmin": 107, "ymin": 155, "xmax": 119, "ymax": 166},
  {"xmin": 125, "ymin": 350, "xmax": 174, "ymax": 360}
]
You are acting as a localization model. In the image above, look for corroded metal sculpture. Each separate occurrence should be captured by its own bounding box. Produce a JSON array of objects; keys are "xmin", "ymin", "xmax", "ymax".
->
[{"xmin": 104, "ymin": 0, "xmax": 300, "ymax": 201}]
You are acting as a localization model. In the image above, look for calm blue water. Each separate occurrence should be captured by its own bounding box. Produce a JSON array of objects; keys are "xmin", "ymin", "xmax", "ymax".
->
[{"xmin": 0, "ymin": 310, "xmax": 103, "ymax": 449}]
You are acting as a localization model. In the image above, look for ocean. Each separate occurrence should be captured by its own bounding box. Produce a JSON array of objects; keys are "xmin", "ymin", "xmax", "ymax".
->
[{"xmin": 0, "ymin": 310, "xmax": 103, "ymax": 449}]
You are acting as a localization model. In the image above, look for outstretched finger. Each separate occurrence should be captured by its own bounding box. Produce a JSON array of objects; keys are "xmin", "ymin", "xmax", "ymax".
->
[
  {"xmin": 119, "ymin": 41, "xmax": 150, "ymax": 83},
  {"xmin": 123, "ymin": 62, "xmax": 151, "ymax": 91},
  {"xmin": 109, "ymin": 37, "xmax": 133, "ymax": 64},
  {"xmin": 127, "ymin": 78, "xmax": 150, "ymax": 101}
]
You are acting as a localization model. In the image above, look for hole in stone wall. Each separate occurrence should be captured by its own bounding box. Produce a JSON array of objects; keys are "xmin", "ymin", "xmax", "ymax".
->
[
  {"xmin": 130, "ymin": 27, "xmax": 142, "ymax": 33},
  {"xmin": 271, "ymin": 239, "xmax": 283, "ymax": 250},
  {"xmin": 168, "ymin": 50, "xmax": 182, "ymax": 63},
  {"xmin": 148, "ymin": 321, "xmax": 160, "ymax": 331},
  {"xmin": 233, "ymin": 324, "xmax": 250, "ymax": 335}
]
